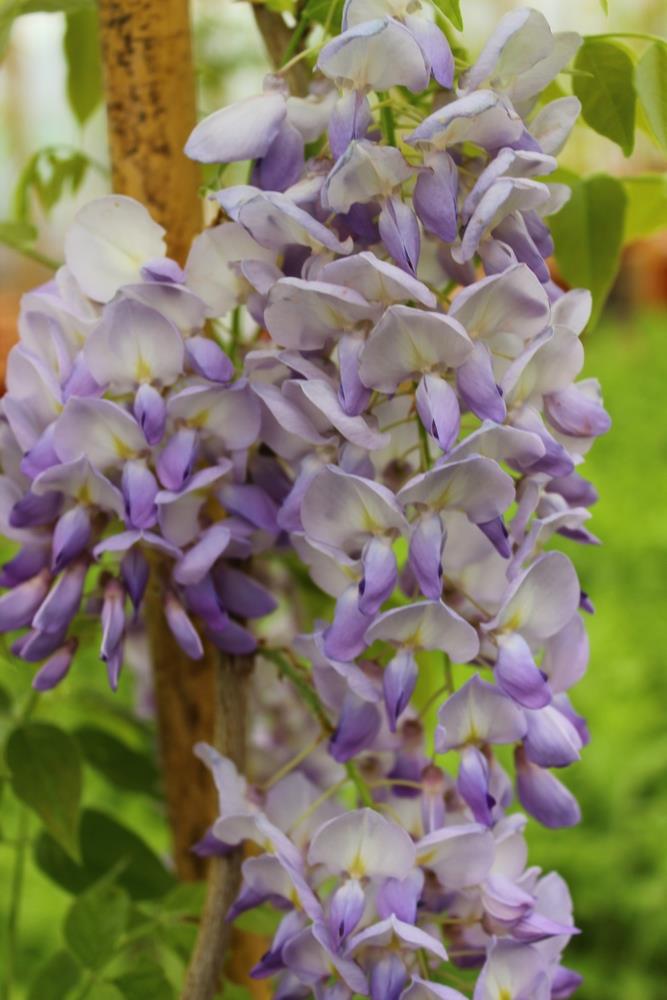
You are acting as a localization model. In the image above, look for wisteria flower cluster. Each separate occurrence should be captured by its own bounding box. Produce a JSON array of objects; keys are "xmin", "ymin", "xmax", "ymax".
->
[
  {"xmin": 0, "ymin": 2, "xmax": 610, "ymax": 996},
  {"xmin": 0, "ymin": 195, "xmax": 282, "ymax": 689}
]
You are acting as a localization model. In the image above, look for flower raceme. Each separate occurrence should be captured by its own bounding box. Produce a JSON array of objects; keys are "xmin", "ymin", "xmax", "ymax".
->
[{"xmin": 0, "ymin": 3, "xmax": 609, "ymax": 996}]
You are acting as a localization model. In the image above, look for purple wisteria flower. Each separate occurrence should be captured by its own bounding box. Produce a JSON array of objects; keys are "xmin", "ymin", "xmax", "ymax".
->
[{"xmin": 1, "ymin": 1, "xmax": 608, "ymax": 995}]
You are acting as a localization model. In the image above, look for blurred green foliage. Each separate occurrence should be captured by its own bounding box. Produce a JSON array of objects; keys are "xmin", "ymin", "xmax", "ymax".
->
[{"xmin": 0, "ymin": 307, "xmax": 666, "ymax": 998}]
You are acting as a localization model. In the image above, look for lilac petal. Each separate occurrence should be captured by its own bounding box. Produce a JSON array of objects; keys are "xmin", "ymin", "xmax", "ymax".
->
[
  {"xmin": 416, "ymin": 374, "xmax": 460, "ymax": 451},
  {"xmin": 482, "ymin": 874, "xmax": 534, "ymax": 927},
  {"xmin": 185, "ymin": 576, "xmax": 229, "ymax": 633},
  {"xmin": 449, "ymin": 263, "xmax": 550, "ymax": 354},
  {"xmin": 401, "ymin": 977, "xmax": 468, "ymax": 1000},
  {"xmin": 455, "ymin": 178, "xmax": 550, "ymax": 265},
  {"xmin": 84, "ymin": 299, "xmax": 185, "ymax": 392},
  {"xmin": 473, "ymin": 939, "xmax": 550, "ymax": 1000},
  {"xmin": 185, "ymin": 91, "xmax": 286, "ymax": 163},
  {"xmin": 550, "ymin": 965, "xmax": 584, "ymax": 999},
  {"xmin": 122, "ymin": 461, "xmax": 159, "ymax": 529},
  {"xmin": 215, "ymin": 567, "xmax": 277, "ymax": 619},
  {"xmin": 329, "ymin": 91, "xmax": 373, "ymax": 158},
  {"xmin": 436, "ymin": 675, "xmax": 527, "ymax": 751},
  {"xmin": 323, "ymin": 140, "xmax": 414, "ymax": 214},
  {"xmin": 167, "ymin": 381, "xmax": 261, "ymax": 451},
  {"xmin": 408, "ymin": 90, "xmax": 524, "ymax": 153},
  {"xmin": 106, "ymin": 643, "xmax": 124, "ymax": 691},
  {"xmin": 378, "ymin": 196, "xmax": 420, "ymax": 274},
  {"xmin": 488, "ymin": 551, "xmax": 580, "ymax": 644},
  {"xmin": 0, "ymin": 568, "xmax": 51, "ymax": 632},
  {"xmin": 134, "ymin": 383, "xmax": 167, "ymax": 445},
  {"xmin": 416, "ymin": 823, "xmax": 494, "ymax": 890},
  {"xmin": 53, "ymin": 397, "xmax": 145, "ymax": 469},
  {"xmin": 100, "ymin": 579, "xmax": 126, "ymax": 661},
  {"xmin": 456, "ymin": 342, "xmax": 506, "ymax": 422},
  {"xmin": 209, "ymin": 619, "xmax": 257, "ymax": 655},
  {"xmin": 338, "ymin": 335, "xmax": 372, "ymax": 417},
  {"xmin": 321, "ymin": 250, "xmax": 436, "ymax": 307},
  {"xmin": 32, "ymin": 456, "xmax": 124, "ymax": 517},
  {"xmin": 462, "ymin": 148, "xmax": 556, "ymax": 224},
  {"xmin": 32, "ymin": 561, "xmax": 87, "ymax": 634},
  {"xmin": 301, "ymin": 465, "xmax": 406, "ymax": 554},
  {"xmin": 383, "ymin": 648, "xmax": 417, "ymax": 732},
  {"xmin": 64, "ymin": 195, "xmax": 166, "ymax": 303},
  {"xmin": 219, "ymin": 483, "xmax": 278, "ymax": 533},
  {"xmin": 264, "ymin": 277, "xmax": 374, "ymax": 351},
  {"xmin": 359, "ymin": 537, "xmax": 397, "ymax": 615},
  {"xmin": 224, "ymin": 189, "xmax": 352, "ymax": 255},
  {"xmin": 94, "ymin": 529, "xmax": 181, "ymax": 560},
  {"xmin": 359, "ymin": 307, "xmax": 471, "ymax": 394},
  {"xmin": 369, "ymin": 954, "xmax": 408, "ymax": 1000},
  {"xmin": 375, "ymin": 870, "xmax": 424, "ymax": 924},
  {"xmin": 545, "ymin": 383, "xmax": 611, "ymax": 438},
  {"xmin": 541, "ymin": 615, "xmax": 588, "ymax": 694},
  {"xmin": 477, "ymin": 517, "xmax": 511, "ymax": 558},
  {"xmin": 523, "ymin": 705, "xmax": 582, "ymax": 768},
  {"xmin": 408, "ymin": 512, "xmax": 445, "ymax": 600},
  {"xmin": 0, "ymin": 546, "xmax": 49, "ymax": 588},
  {"xmin": 14, "ymin": 626, "xmax": 67, "ymax": 663},
  {"xmin": 157, "ymin": 428, "xmax": 198, "ymax": 491},
  {"xmin": 348, "ymin": 915, "xmax": 447, "ymax": 962},
  {"xmin": 317, "ymin": 18, "xmax": 429, "ymax": 93},
  {"xmin": 398, "ymin": 455, "xmax": 515, "ymax": 525},
  {"xmin": 367, "ymin": 601, "xmax": 479, "ymax": 663},
  {"xmin": 495, "ymin": 633, "xmax": 551, "ymax": 709},
  {"xmin": 141, "ymin": 257, "xmax": 184, "ymax": 283},
  {"xmin": 52, "ymin": 506, "xmax": 91, "ymax": 572},
  {"xmin": 256, "ymin": 120, "xmax": 305, "ymax": 192},
  {"xmin": 461, "ymin": 8, "xmax": 552, "ymax": 93},
  {"xmin": 165, "ymin": 592, "xmax": 203, "ymax": 660},
  {"xmin": 283, "ymin": 925, "xmax": 368, "ymax": 994},
  {"xmin": 329, "ymin": 878, "xmax": 365, "ymax": 945},
  {"xmin": 406, "ymin": 14, "xmax": 454, "ymax": 88},
  {"xmin": 21, "ymin": 426, "xmax": 60, "ymax": 480},
  {"xmin": 329, "ymin": 691, "xmax": 381, "ymax": 762},
  {"xmin": 512, "ymin": 910, "xmax": 580, "ymax": 944},
  {"xmin": 173, "ymin": 524, "xmax": 232, "ymax": 586},
  {"xmin": 121, "ymin": 547, "xmax": 149, "ymax": 610},
  {"xmin": 309, "ymin": 807, "xmax": 416, "ymax": 879},
  {"xmin": 515, "ymin": 749, "xmax": 581, "ymax": 828},
  {"xmin": 10, "ymin": 490, "xmax": 61, "ymax": 528},
  {"xmin": 457, "ymin": 747, "xmax": 495, "ymax": 826},
  {"xmin": 32, "ymin": 638, "xmax": 78, "ymax": 691},
  {"xmin": 413, "ymin": 152, "xmax": 459, "ymax": 244},
  {"xmin": 531, "ymin": 97, "xmax": 581, "ymax": 156},
  {"xmin": 186, "ymin": 336, "xmax": 234, "ymax": 383},
  {"xmin": 448, "ymin": 420, "xmax": 544, "ymax": 467}
]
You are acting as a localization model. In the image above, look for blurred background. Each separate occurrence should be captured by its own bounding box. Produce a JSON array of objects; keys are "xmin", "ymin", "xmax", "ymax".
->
[{"xmin": 0, "ymin": 1, "xmax": 666, "ymax": 998}]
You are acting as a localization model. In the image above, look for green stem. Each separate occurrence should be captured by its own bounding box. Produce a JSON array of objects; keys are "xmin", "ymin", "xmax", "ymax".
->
[
  {"xmin": 378, "ymin": 97, "xmax": 397, "ymax": 146},
  {"xmin": 344, "ymin": 762, "xmax": 375, "ymax": 808},
  {"xmin": 417, "ymin": 417, "xmax": 432, "ymax": 471},
  {"xmin": 443, "ymin": 653, "xmax": 454, "ymax": 694},
  {"xmin": 2, "ymin": 809, "xmax": 29, "ymax": 1000},
  {"xmin": 261, "ymin": 647, "xmax": 333, "ymax": 732},
  {"xmin": 282, "ymin": 15, "xmax": 309, "ymax": 65}
]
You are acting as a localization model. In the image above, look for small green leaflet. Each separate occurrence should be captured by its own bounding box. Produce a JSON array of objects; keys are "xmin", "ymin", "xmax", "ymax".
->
[
  {"xmin": 574, "ymin": 39, "xmax": 636, "ymax": 156},
  {"xmin": 551, "ymin": 173, "xmax": 627, "ymax": 331},
  {"xmin": 635, "ymin": 42, "xmax": 667, "ymax": 151},
  {"xmin": 64, "ymin": 881, "xmax": 130, "ymax": 970},
  {"xmin": 7, "ymin": 722, "xmax": 82, "ymax": 860},
  {"xmin": 622, "ymin": 174, "xmax": 667, "ymax": 242},
  {"xmin": 432, "ymin": 0, "xmax": 463, "ymax": 32},
  {"xmin": 64, "ymin": 7, "xmax": 103, "ymax": 125},
  {"xmin": 28, "ymin": 951, "xmax": 81, "ymax": 1000}
]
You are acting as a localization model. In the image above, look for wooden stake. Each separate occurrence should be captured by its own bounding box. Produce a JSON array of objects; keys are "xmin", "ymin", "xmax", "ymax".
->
[{"xmin": 98, "ymin": 0, "xmax": 202, "ymax": 263}]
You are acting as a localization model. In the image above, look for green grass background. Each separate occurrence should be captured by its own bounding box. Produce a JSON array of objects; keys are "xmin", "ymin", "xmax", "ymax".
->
[{"xmin": 1, "ymin": 308, "xmax": 666, "ymax": 998}]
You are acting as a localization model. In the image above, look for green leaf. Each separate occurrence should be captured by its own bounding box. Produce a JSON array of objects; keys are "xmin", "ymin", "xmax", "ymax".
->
[
  {"xmin": 65, "ymin": 881, "xmax": 130, "ymax": 970},
  {"xmin": 635, "ymin": 42, "xmax": 667, "ymax": 151},
  {"xmin": 113, "ymin": 963, "xmax": 174, "ymax": 1000},
  {"xmin": 0, "ymin": 683, "xmax": 12, "ymax": 715},
  {"xmin": 14, "ymin": 146, "xmax": 90, "ymax": 224},
  {"xmin": 574, "ymin": 39, "xmax": 636, "ymax": 155},
  {"xmin": 64, "ymin": 6, "xmax": 103, "ymax": 125},
  {"xmin": 0, "ymin": 0, "xmax": 94, "ymax": 57},
  {"xmin": 28, "ymin": 950, "xmax": 81, "ymax": 1000},
  {"xmin": 88, "ymin": 986, "xmax": 124, "ymax": 1000},
  {"xmin": 74, "ymin": 725, "xmax": 159, "ymax": 797},
  {"xmin": 300, "ymin": 0, "xmax": 344, "ymax": 30},
  {"xmin": 432, "ymin": 0, "xmax": 463, "ymax": 31},
  {"xmin": 6, "ymin": 722, "xmax": 82, "ymax": 860},
  {"xmin": 622, "ymin": 174, "xmax": 667, "ymax": 241},
  {"xmin": 35, "ymin": 808, "xmax": 175, "ymax": 900},
  {"xmin": 551, "ymin": 173, "xmax": 627, "ymax": 330}
]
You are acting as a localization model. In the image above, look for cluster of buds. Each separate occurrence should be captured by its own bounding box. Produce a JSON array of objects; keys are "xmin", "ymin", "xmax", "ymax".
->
[{"xmin": 0, "ymin": 2, "xmax": 610, "ymax": 995}]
